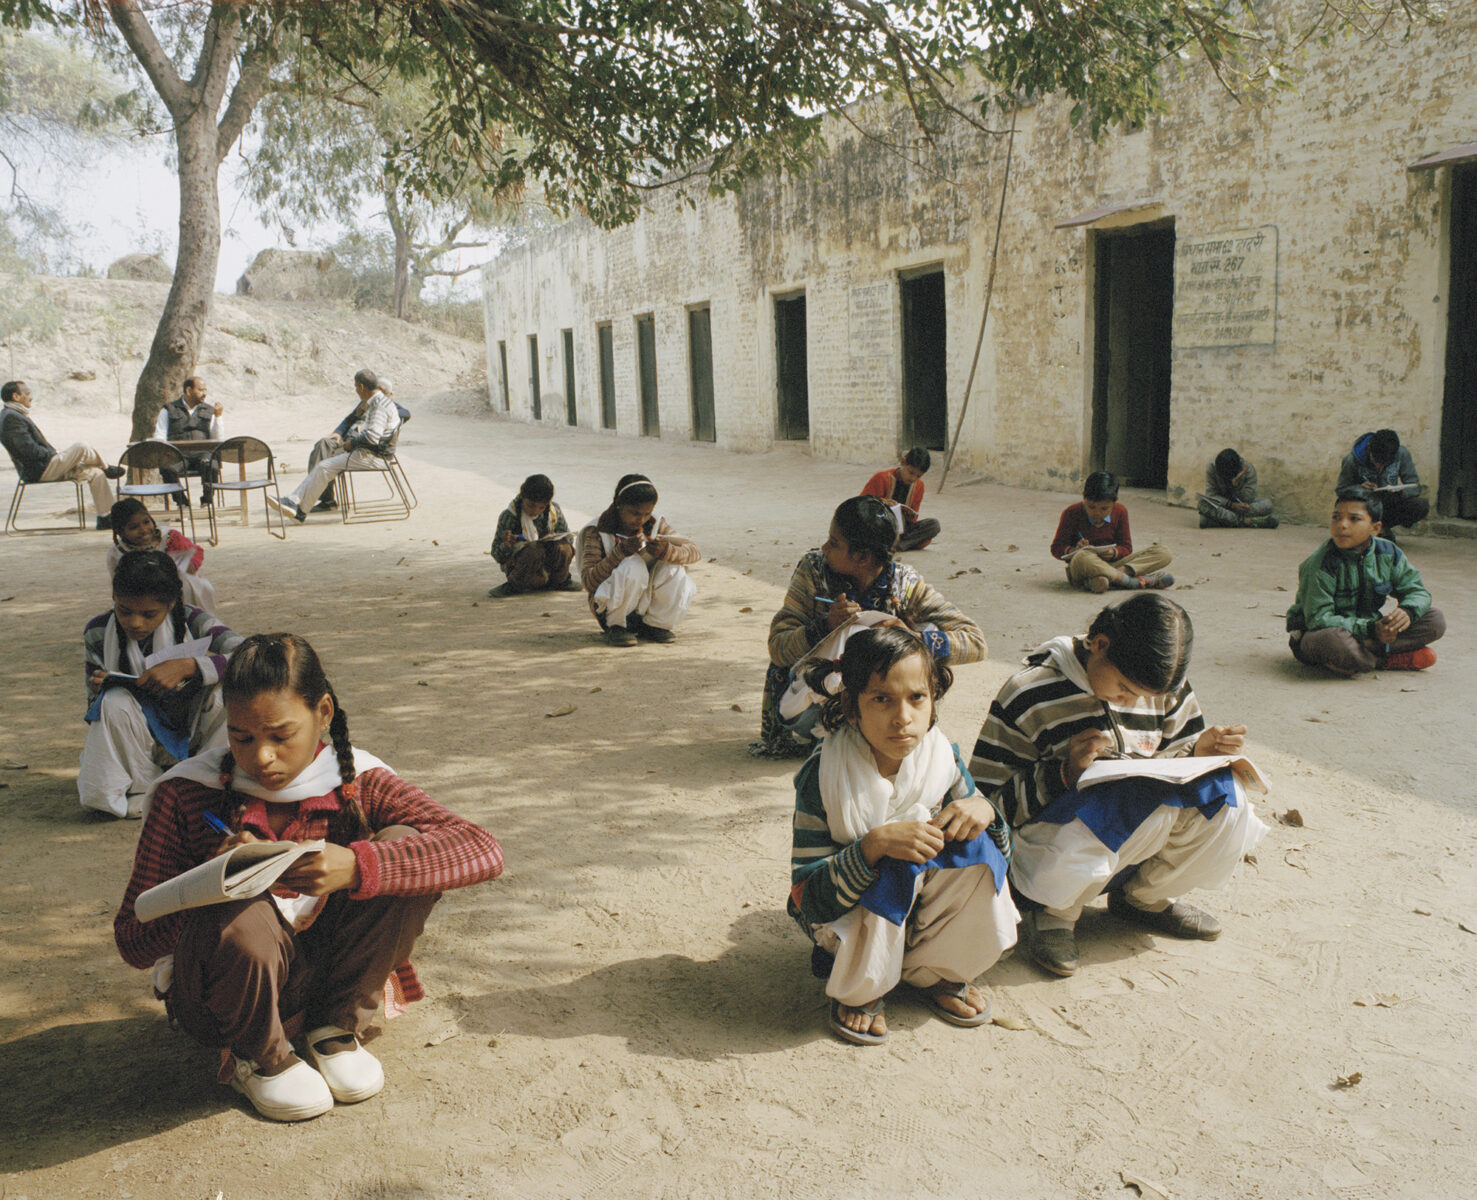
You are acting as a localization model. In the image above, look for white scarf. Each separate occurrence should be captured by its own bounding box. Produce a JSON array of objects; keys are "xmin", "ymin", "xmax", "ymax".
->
[
  {"xmin": 145, "ymin": 742, "xmax": 390, "ymax": 809},
  {"xmin": 103, "ymin": 608, "xmax": 180, "ymax": 677},
  {"xmin": 520, "ymin": 507, "xmax": 541, "ymax": 542},
  {"xmin": 817, "ymin": 722, "xmax": 959, "ymax": 844},
  {"xmin": 596, "ymin": 512, "xmax": 663, "ymax": 556}
]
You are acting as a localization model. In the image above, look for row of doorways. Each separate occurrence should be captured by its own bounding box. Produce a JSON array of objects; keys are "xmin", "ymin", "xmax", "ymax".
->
[
  {"xmin": 775, "ymin": 270, "xmax": 951, "ymax": 452},
  {"xmin": 497, "ymin": 311, "xmax": 718, "ymax": 442}
]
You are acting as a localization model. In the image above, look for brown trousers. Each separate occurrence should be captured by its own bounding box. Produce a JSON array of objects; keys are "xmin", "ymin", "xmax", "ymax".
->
[
  {"xmin": 1290, "ymin": 608, "xmax": 1446, "ymax": 674},
  {"xmin": 504, "ymin": 539, "xmax": 575, "ymax": 590},
  {"xmin": 168, "ymin": 828, "xmax": 438, "ymax": 1072}
]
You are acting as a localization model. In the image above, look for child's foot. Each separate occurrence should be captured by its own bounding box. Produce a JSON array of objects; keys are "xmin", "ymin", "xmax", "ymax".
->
[
  {"xmin": 487, "ymin": 582, "xmax": 520, "ymax": 598},
  {"xmin": 921, "ymin": 980, "xmax": 992, "ymax": 1027},
  {"xmin": 1383, "ymin": 647, "xmax": 1436, "ymax": 670},
  {"xmin": 228, "ymin": 1054, "xmax": 333, "ymax": 1121},
  {"xmin": 1107, "ymin": 890, "xmax": 1221, "ymax": 939},
  {"xmin": 829, "ymin": 997, "xmax": 887, "ymax": 1045},
  {"xmin": 636, "ymin": 623, "xmax": 676, "ymax": 643},
  {"xmin": 555, "ymin": 578, "xmax": 583, "ymax": 591},
  {"xmin": 1023, "ymin": 912, "xmax": 1080, "ymax": 976},
  {"xmin": 1140, "ymin": 571, "xmax": 1175, "ymax": 589},
  {"xmin": 304, "ymin": 1025, "xmax": 384, "ymax": 1103},
  {"xmin": 605, "ymin": 624, "xmax": 638, "ymax": 647},
  {"xmin": 1087, "ymin": 576, "xmax": 1111, "ymax": 594}
]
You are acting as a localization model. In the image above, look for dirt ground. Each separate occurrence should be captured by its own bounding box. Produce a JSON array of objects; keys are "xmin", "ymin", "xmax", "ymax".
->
[{"xmin": 1, "ymin": 383, "xmax": 1473, "ymax": 1200}]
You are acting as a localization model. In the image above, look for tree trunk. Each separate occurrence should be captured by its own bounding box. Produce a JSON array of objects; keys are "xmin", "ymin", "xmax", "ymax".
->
[
  {"xmin": 129, "ymin": 113, "xmax": 222, "ymax": 441},
  {"xmin": 386, "ymin": 185, "xmax": 414, "ymax": 321}
]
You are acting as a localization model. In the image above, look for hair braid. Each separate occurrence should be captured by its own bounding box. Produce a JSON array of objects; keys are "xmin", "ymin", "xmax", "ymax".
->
[
  {"xmin": 217, "ymin": 748, "xmax": 247, "ymax": 833},
  {"xmin": 327, "ymin": 690, "xmax": 371, "ymax": 837}
]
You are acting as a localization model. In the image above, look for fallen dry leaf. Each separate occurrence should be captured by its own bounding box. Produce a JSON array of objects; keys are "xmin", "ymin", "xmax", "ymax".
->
[
  {"xmin": 1120, "ymin": 1170, "xmax": 1172, "ymax": 1199},
  {"xmin": 589, "ymin": 686, "xmax": 602, "ymax": 694},
  {"xmin": 1242, "ymin": 853, "xmax": 1258, "ymax": 865},
  {"xmin": 1412, "ymin": 906, "xmax": 1432, "ymax": 916},
  {"xmin": 1278, "ymin": 809, "xmax": 1305, "ymax": 827},
  {"xmin": 432, "ymin": 539, "xmax": 439, "ymax": 546},
  {"xmin": 1006, "ymin": 544, "xmax": 1019, "ymax": 552},
  {"xmin": 738, "ymin": 606, "xmax": 753, "ymax": 614},
  {"xmin": 546, "ymin": 704, "xmax": 577, "ymax": 718},
  {"xmin": 1274, "ymin": 585, "xmax": 1288, "ymax": 591},
  {"xmin": 730, "ymin": 703, "xmax": 742, "ymax": 712},
  {"xmin": 1334, "ymin": 1071, "xmax": 1363, "ymax": 1088},
  {"xmin": 0, "ymin": 760, "xmax": 27, "ymax": 770},
  {"xmin": 991, "ymin": 1015, "xmax": 1028, "ymax": 1031},
  {"xmin": 424, "ymin": 1027, "xmax": 460, "ymax": 1046},
  {"xmin": 1284, "ymin": 854, "xmax": 1309, "ymax": 872},
  {"xmin": 1353, "ymin": 994, "xmax": 1400, "ymax": 1007},
  {"xmin": 1458, "ymin": 922, "xmax": 1477, "ymax": 935}
]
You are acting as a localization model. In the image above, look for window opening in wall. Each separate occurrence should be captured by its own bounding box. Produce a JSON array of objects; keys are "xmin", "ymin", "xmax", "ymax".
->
[
  {"xmin": 562, "ymin": 328, "xmax": 578, "ymax": 426},
  {"xmin": 1090, "ymin": 220, "xmax": 1175, "ymax": 488},
  {"xmin": 900, "ymin": 268, "xmax": 948, "ymax": 452},
  {"xmin": 527, "ymin": 334, "xmax": 541, "ymax": 420},
  {"xmin": 774, "ymin": 291, "xmax": 809, "ymax": 440},
  {"xmin": 636, "ymin": 313, "xmax": 660, "ymax": 436},
  {"xmin": 497, "ymin": 341, "xmax": 509, "ymax": 411},
  {"xmin": 1439, "ymin": 163, "xmax": 1477, "ymax": 519},
  {"xmin": 597, "ymin": 322, "xmax": 616, "ymax": 429},
  {"xmin": 688, "ymin": 305, "xmax": 716, "ymax": 443}
]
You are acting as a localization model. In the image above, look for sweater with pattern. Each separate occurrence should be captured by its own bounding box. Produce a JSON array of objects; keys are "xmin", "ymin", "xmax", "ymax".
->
[{"xmin": 1285, "ymin": 536, "xmax": 1432, "ymax": 640}]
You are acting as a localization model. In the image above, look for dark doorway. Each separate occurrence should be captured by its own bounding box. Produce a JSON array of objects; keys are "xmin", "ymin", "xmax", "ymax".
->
[
  {"xmin": 597, "ymin": 322, "xmax": 616, "ymax": 429},
  {"xmin": 775, "ymin": 292, "xmax": 809, "ymax": 440},
  {"xmin": 900, "ymin": 269, "xmax": 948, "ymax": 451},
  {"xmin": 496, "ymin": 341, "xmax": 509, "ymax": 411},
  {"xmin": 527, "ymin": 334, "xmax": 541, "ymax": 420},
  {"xmin": 1440, "ymin": 164, "xmax": 1477, "ymax": 519},
  {"xmin": 689, "ymin": 306, "xmax": 716, "ymax": 442},
  {"xmin": 1090, "ymin": 222, "xmax": 1175, "ymax": 487},
  {"xmin": 562, "ymin": 328, "xmax": 578, "ymax": 426},
  {"xmin": 636, "ymin": 314, "xmax": 660, "ymax": 436}
]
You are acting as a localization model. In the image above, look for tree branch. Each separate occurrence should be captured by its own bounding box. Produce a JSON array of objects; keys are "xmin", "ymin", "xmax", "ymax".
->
[
  {"xmin": 217, "ymin": 27, "xmax": 277, "ymax": 160},
  {"xmin": 107, "ymin": 0, "xmax": 190, "ymax": 119}
]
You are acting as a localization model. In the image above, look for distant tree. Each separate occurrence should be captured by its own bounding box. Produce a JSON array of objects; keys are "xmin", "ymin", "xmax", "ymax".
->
[{"xmin": 0, "ymin": 1, "xmax": 1440, "ymax": 438}]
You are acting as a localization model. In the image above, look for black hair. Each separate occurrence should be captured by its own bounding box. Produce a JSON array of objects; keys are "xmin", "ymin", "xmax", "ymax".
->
[
  {"xmin": 1213, "ymin": 448, "xmax": 1243, "ymax": 482},
  {"xmin": 1368, "ymin": 429, "xmax": 1400, "ymax": 464},
  {"xmin": 1335, "ymin": 485, "xmax": 1381, "ymax": 525},
  {"xmin": 109, "ymin": 497, "xmax": 154, "ymax": 550},
  {"xmin": 903, "ymin": 446, "xmax": 932, "ymax": 473},
  {"xmin": 1, "ymin": 380, "xmax": 23, "ymax": 404},
  {"xmin": 804, "ymin": 625, "xmax": 953, "ymax": 733},
  {"xmin": 111, "ymin": 549, "xmax": 188, "ymax": 665},
  {"xmin": 611, "ymin": 473, "xmax": 658, "ymax": 507},
  {"xmin": 1085, "ymin": 592, "xmax": 1194, "ymax": 694},
  {"xmin": 1083, "ymin": 470, "xmax": 1119, "ymax": 502},
  {"xmin": 217, "ymin": 634, "xmax": 371, "ymax": 838},
  {"xmin": 353, "ymin": 367, "xmax": 380, "ymax": 391},
  {"xmin": 831, "ymin": 495, "xmax": 898, "ymax": 567},
  {"xmin": 520, "ymin": 474, "xmax": 555, "ymax": 503}
]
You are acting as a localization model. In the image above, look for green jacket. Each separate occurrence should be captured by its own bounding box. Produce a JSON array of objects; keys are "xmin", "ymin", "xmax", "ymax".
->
[{"xmin": 1286, "ymin": 537, "xmax": 1431, "ymax": 640}]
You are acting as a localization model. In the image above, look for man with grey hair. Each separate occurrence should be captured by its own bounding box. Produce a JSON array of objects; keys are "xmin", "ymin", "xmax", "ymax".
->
[{"xmin": 270, "ymin": 368, "xmax": 402, "ymax": 522}]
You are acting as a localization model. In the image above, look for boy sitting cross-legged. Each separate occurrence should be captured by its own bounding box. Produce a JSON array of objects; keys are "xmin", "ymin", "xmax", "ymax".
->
[{"xmin": 1286, "ymin": 489, "xmax": 1446, "ymax": 675}]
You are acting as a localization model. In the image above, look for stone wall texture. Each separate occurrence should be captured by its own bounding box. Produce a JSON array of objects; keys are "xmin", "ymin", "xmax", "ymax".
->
[{"xmin": 481, "ymin": 4, "xmax": 1477, "ymax": 522}]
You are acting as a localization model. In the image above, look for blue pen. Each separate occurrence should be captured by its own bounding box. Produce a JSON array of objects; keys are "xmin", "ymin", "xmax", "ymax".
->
[{"xmin": 202, "ymin": 810, "xmax": 231, "ymax": 837}]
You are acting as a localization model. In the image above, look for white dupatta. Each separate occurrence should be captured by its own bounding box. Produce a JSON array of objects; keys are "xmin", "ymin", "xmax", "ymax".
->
[{"xmin": 817, "ymin": 723, "xmax": 959, "ymax": 844}]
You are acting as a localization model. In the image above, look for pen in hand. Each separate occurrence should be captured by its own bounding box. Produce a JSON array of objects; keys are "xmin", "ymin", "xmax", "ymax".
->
[{"xmin": 202, "ymin": 810, "xmax": 231, "ymax": 837}]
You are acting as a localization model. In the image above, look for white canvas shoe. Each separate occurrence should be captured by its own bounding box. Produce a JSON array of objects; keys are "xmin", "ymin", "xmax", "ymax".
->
[
  {"xmin": 229, "ymin": 1056, "xmax": 333, "ymax": 1122},
  {"xmin": 304, "ymin": 1025, "xmax": 385, "ymax": 1103}
]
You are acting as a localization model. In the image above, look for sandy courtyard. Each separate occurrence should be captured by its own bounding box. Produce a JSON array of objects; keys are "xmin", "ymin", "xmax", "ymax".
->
[{"xmin": 1, "ymin": 389, "xmax": 1474, "ymax": 1199}]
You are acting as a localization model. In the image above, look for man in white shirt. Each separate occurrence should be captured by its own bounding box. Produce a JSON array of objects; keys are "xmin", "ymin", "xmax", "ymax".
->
[
  {"xmin": 270, "ymin": 369, "xmax": 401, "ymax": 522},
  {"xmin": 152, "ymin": 376, "xmax": 223, "ymax": 506}
]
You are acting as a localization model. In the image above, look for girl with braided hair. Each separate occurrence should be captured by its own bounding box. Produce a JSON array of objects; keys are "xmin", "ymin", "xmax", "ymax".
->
[
  {"xmin": 969, "ymin": 593, "xmax": 1267, "ymax": 980},
  {"xmin": 114, "ymin": 634, "xmax": 504, "ymax": 1122},
  {"xmin": 80, "ymin": 549, "xmax": 240, "ymax": 818}
]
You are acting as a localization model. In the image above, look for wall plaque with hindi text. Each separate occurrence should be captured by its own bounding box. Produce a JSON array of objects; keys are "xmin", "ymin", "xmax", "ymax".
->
[{"xmin": 1173, "ymin": 226, "xmax": 1277, "ymax": 349}]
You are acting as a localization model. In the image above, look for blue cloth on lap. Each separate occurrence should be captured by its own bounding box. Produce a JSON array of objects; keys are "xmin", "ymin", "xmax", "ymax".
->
[
  {"xmin": 858, "ymin": 833, "xmax": 1009, "ymax": 926},
  {"xmin": 84, "ymin": 686, "xmax": 191, "ymax": 763},
  {"xmin": 1029, "ymin": 766, "xmax": 1238, "ymax": 852}
]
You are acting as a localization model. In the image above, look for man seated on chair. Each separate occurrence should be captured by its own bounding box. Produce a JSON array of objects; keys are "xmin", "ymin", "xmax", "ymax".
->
[
  {"xmin": 152, "ymin": 375, "xmax": 223, "ymax": 508},
  {"xmin": 1, "ymin": 380, "xmax": 124, "ymax": 529},
  {"xmin": 304, "ymin": 373, "xmax": 410, "ymax": 512},
  {"xmin": 270, "ymin": 369, "xmax": 402, "ymax": 523}
]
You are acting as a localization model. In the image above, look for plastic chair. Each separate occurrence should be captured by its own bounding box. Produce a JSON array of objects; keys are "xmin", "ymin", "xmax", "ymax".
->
[
  {"xmin": 117, "ymin": 440, "xmax": 199, "ymax": 544},
  {"xmin": 5, "ymin": 475, "xmax": 88, "ymax": 535},
  {"xmin": 334, "ymin": 424, "xmax": 416, "ymax": 523},
  {"xmin": 207, "ymin": 436, "xmax": 287, "ymax": 543}
]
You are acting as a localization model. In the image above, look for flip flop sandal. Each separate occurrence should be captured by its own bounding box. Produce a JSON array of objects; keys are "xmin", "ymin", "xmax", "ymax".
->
[
  {"xmin": 829, "ymin": 997, "xmax": 888, "ymax": 1045},
  {"xmin": 921, "ymin": 980, "xmax": 992, "ymax": 1028}
]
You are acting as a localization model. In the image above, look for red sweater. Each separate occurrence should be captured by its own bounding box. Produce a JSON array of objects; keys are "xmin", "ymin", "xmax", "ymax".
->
[
  {"xmin": 1051, "ymin": 501, "xmax": 1132, "ymax": 561},
  {"xmin": 861, "ymin": 468, "xmax": 924, "ymax": 516},
  {"xmin": 115, "ymin": 767, "xmax": 503, "ymax": 983}
]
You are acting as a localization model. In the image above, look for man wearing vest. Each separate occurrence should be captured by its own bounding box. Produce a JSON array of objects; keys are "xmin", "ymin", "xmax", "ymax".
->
[
  {"xmin": 152, "ymin": 376, "xmax": 223, "ymax": 506},
  {"xmin": 1, "ymin": 379, "xmax": 125, "ymax": 528}
]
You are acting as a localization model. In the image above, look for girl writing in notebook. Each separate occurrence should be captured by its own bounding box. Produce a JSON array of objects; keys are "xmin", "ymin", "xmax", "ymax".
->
[
  {"xmin": 80, "ymin": 550, "xmax": 240, "ymax": 818},
  {"xmin": 968, "ymin": 593, "xmax": 1266, "ymax": 979},
  {"xmin": 114, "ymin": 633, "xmax": 503, "ymax": 1122},
  {"xmin": 789, "ymin": 627, "xmax": 1017, "ymax": 1046}
]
